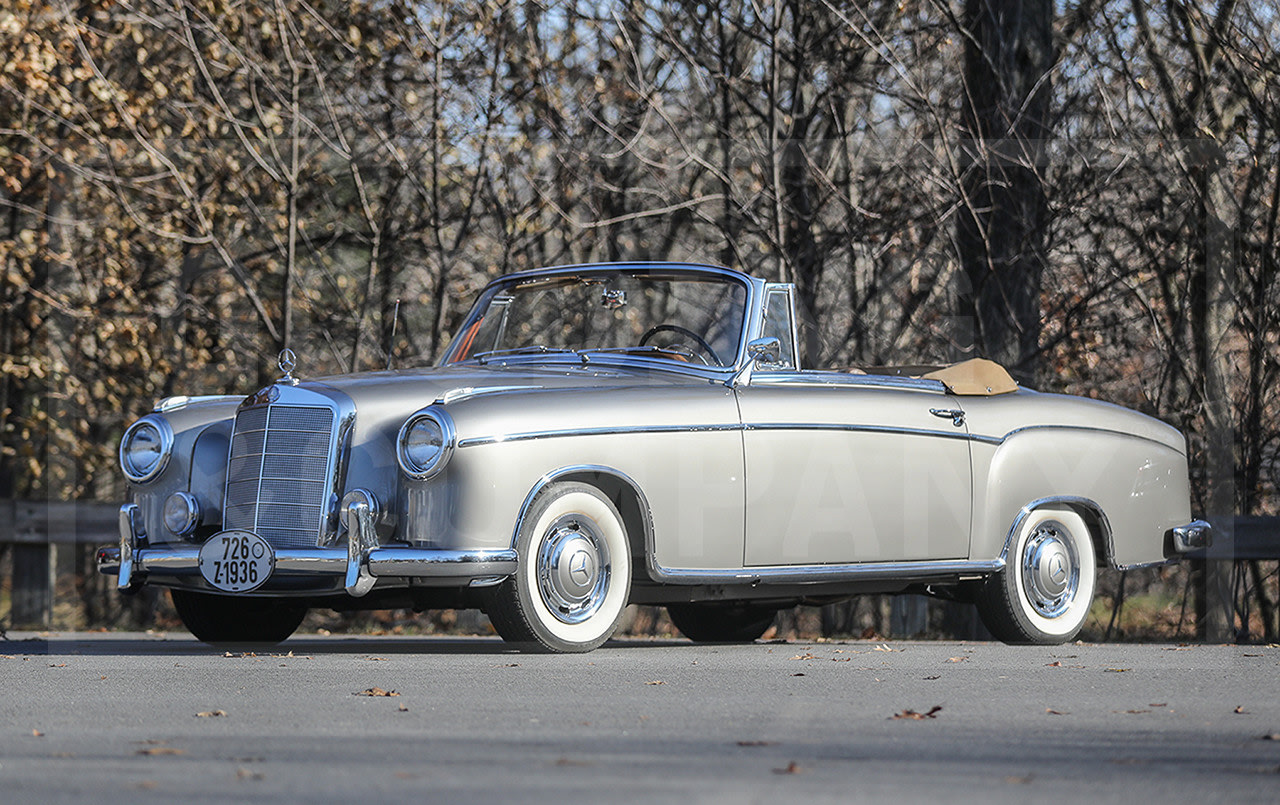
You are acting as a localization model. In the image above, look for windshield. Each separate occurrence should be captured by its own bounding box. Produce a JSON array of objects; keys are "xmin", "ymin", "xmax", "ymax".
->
[{"xmin": 444, "ymin": 270, "xmax": 749, "ymax": 369}]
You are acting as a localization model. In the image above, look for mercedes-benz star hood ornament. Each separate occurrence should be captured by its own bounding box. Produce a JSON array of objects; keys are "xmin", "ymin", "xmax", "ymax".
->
[{"xmin": 277, "ymin": 348, "xmax": 298, "ymax": 385}]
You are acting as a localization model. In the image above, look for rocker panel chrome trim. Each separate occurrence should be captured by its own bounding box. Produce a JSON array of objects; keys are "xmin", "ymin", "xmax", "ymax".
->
[{"xmin": 649, "ymin": 558, "xmax": 1005, "ymax": 585}]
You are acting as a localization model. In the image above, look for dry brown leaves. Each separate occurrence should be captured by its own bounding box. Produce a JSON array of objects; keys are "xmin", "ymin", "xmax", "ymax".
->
[
  {"xmin": 195, "ymin": 710, "xmax": 227, "ymax": 718},
  {"xmin": 355, "ymin": 687, "xmax": 400, "ymax": 697},
  {"xmin": 891, "ymin": 706, "xmax": 942, "ymax": 721}
]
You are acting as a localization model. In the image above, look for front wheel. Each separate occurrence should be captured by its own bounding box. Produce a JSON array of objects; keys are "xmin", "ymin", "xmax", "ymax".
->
[
  {"xmin": 169, "ymin": 589, "xmax": 308, "ymax": 647},
  {"xmin": 485, "ymin": 482, "xmax": 632, "ymax": 653},
  {"xmin": 977, "ymin": 507, "xmax": 1097, "ymax": 645}
]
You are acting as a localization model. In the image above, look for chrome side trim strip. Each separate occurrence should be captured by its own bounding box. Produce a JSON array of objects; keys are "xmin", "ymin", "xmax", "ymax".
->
[
  {"xmin": 649, "ymin": 558, "xmax": 1004, "ymax": 585},
  {"xmin": 459, "ymin": 421, "xmax": 1164, "ymax": 451},
  {"xmin": 995, "ymin": 423, "xmax": 1178, "ymax": 452},
  {"xmin": 744, "ymin": 422, "xmax": 977, "ymax": 443},
  {"xmin": 459, "ymin": 424, "xmax": 742, "ymax": 449}
]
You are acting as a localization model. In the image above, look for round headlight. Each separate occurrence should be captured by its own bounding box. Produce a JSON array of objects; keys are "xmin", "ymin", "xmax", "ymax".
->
[
  {"xmin": 163, "ymin": 492, "xmax": 201, "ymax": 536},
  {"xmin": 119, "ymin": 415, "xmax": 174, "ymax": 484},
  {"xmin": 397, "ymin": 409, "xmax": 455, "ymax": 480}
]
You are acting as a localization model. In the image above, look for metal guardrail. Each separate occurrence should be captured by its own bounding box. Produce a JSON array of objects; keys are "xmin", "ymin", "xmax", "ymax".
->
[
  {"xmin": 2, "ymin": 500, "xmax": 121, "ymax": 545},
  {"xmin": 1185, "ymin": 516, "xmax": 1280, "ymax": 561},
  {"xmin": 2, "ymin": 500, "xmax": 121, "ymax": 628}
]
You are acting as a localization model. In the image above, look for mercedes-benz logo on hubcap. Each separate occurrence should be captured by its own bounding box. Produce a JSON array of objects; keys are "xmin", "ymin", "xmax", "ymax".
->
[
  {"xmin": 1050, "ymin": 555, "xmax": 1066, "ymax": 582},
  {"xmin": 568, "ymin": 551, "xmax": 592, "ymax": 585}
]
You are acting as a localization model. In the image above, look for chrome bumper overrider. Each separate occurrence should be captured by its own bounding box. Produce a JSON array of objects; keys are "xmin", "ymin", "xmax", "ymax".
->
[
  {"xmin": 1170, "ymin": 519, "xmax": 1213, "ymax": 553},
  {"xmin": 100, "ymin": 503, "xmax": 516, "ymax": 596}
]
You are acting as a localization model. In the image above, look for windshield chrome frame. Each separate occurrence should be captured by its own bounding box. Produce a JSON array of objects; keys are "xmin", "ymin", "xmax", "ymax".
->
[{"xmin": 438, "ymin": 262, "xmax": 761, "ymax": 377}]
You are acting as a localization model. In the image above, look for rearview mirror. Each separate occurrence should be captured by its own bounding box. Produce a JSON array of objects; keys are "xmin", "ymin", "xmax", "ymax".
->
[{"xmin": 747, "ymin": 337, "xmax": 782, "ymax": 365}]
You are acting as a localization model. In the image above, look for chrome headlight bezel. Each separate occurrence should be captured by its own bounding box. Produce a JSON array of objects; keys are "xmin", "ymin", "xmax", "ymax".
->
[
  {"xmin": 119, "ymin": 415, "xmax": 174, "ymax": 484},
  {"xmin": 396, "ymin": 408, "xmax": 456, "ymax": 481}
]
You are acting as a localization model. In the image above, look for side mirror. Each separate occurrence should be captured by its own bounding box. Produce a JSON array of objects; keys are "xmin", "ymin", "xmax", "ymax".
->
[{"xmin": 747, "ymin": 337, "xmax": 782, "ymax": 365}]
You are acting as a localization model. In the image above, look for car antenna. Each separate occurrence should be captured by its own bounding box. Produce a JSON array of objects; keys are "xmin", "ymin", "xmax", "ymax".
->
[{"xmin": 385, "ymin": 298, "xmax": 401, "ymax": 371}]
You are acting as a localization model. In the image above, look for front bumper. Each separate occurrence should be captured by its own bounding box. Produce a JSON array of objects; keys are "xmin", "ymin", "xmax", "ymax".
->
[{"xmin": 99, "ymin": 502, "xmax": 517, "ymax": 597}]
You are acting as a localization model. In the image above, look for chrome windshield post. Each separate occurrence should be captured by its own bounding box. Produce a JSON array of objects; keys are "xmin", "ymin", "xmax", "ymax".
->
[{"xmin": 343, "ymin": 490, "xmax": 379, "ymax": 597}]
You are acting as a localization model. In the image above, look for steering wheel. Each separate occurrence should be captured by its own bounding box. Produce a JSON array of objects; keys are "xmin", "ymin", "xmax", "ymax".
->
[{"xmin": 639, "ymin": 324, "xmax": 722, "ymax": 367}]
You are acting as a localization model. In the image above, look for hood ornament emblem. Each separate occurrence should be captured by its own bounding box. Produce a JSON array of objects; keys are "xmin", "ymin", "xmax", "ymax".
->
[{"xmin": 278, "ymin": 348, "xmax": 299, "ymax": 385}]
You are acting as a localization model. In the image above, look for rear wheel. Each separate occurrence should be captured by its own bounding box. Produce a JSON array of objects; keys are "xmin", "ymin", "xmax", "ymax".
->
[
  {"xmin": 977, "ymin": 507, "xmax": 1097, "ymax": 645},
  {"xmin": 486, "ymin": 482, "xmax": 631, "ymax": 653},
  {"xmin": 170, "ymin": 589, "xmax": 307, "ymax": 647},
  {"xmin": 667, "ymin": 602, "xmax": 777, "ymax": 643}
]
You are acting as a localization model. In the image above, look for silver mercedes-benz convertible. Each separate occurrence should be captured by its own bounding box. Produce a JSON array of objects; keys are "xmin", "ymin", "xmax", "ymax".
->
[{"xmin": 99, "ymin": 262, "xmax": 1210, "ymax": 651}]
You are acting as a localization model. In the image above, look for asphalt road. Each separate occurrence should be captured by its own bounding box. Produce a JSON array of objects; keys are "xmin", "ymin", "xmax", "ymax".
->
[{"xmin": 2, "ymin": 632, "xmax": 1278, "ymax": 804}]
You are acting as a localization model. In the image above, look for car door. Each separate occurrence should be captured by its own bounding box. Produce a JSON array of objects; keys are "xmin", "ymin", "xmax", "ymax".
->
[{"xmin": 736, "ymin": 373, "xmax": 973, "ymax": 566}]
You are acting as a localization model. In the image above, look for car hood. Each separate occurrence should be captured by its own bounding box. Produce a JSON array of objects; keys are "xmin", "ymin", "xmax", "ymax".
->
[{"xmin": 301, "ymin": 362, "xmax": 717, "ymax": 443}]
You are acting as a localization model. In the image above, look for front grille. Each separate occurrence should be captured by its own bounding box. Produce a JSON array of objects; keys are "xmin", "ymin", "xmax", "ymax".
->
[{"xmin": 223, "ymin": 403, "xmax": 337, "ymax": 548}]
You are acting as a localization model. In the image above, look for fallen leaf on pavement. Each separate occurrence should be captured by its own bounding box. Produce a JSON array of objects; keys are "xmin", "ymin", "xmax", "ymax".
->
[
  {"xmin": 1235, "ymin": 706, "xmax": 1249, "ymax": 714},
  {"xmin": 1046, "ymin": 708, "xmax": 1068, "ymax": 716},
  {"xmin": 772, "ymin": 761, "xmax": 802, "ymax": 775},
  {"xmin": 873, "ymin": 644, "xmax": 900, "ymax": 652},
  {"xmin": 195, "ymin": 710, "xmax": 227, "ymax": 718},
  {"xmin": 31, "ymin": 729, "xmax": 43, "ymax": 738},
  {"xmin": 947, "ymin": 657, "xmax": 965, "ymax": 663},
  {"xmin": 1046, "ymin": 661, "xmax": 1063, "ymax": 667},
  {"xmin": 137, "ymin": 747, "xmax": 185, "ymax": 756},
  {"xmin": 555, "ymin": 757, "xmax": 590, "ymax": 767},
  {"xmin": 645, "ymin": 680, "xmax": 666, "ymax": 686},
  {"xmin": 355, "ymin": 687, "xmax": 400, "ymax": 697},
  {"xmin": 892, "ymin": 706, "xmax": 942, "ymax": 720},
  {"xmin": 736, "ymin": 740, "xmax": 776, "ymax": 747}
]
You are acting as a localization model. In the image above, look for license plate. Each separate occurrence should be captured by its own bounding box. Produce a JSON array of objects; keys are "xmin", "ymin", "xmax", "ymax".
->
[{"xmin": 198, "ymin": 530, "xmax": 274, "ymax": 593}]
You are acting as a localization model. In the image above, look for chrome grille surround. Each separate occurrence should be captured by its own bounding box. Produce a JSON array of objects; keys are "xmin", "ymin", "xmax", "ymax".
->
[{"xmin": 223, "ymin": 385, "xmax": 353, "ymax": 549}]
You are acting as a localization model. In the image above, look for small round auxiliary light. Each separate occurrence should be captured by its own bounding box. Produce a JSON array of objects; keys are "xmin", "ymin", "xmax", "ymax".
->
[{"xmin": 163, "ymin": 492, "xmax": 201, "ymax": 536}]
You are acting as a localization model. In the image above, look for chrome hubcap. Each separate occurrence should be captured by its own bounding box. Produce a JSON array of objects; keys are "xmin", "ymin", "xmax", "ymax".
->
[
  {"xmin": 536, "ymin": 515, "xmax": 611, "ymax": 624},
  {"xmin": 1020, "ymin": 522, "xmax": 1079, "ymax": 619}
]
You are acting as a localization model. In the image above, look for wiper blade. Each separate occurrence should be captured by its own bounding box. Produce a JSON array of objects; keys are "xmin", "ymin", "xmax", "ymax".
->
[{"xmin": 472, "ymin": 346, "xmax": 582, "ymax": 364}]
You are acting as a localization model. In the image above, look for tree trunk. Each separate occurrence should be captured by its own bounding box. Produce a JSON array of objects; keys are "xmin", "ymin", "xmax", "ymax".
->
[{"xmin": 956, "ymin": 0, "xmax": 1054, "ymax": 382}]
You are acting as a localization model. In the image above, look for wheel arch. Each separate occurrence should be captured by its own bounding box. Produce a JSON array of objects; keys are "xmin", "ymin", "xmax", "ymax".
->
[
  {"xmin": 512, "ymin": 465, "xmax": 653, "ymax": 573},
  {"xmin": 1000, "ymin": 496, "xmax": 1114, "ymax": 570}
]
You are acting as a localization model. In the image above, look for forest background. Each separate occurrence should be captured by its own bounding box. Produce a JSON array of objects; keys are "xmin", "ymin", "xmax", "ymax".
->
[{"xmin": 2, "ymin": 0, "xmax": 1277, "ymax": 641}]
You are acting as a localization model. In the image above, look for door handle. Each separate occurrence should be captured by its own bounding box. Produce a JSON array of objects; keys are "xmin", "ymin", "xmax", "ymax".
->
[{"xmin": 930, "ymin": 408, "xmax": 965, "ymax": 427}]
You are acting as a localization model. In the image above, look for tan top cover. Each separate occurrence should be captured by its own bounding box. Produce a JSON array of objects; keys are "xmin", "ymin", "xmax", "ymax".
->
[{"xmin": 922, "ymin": 358, "xmax": 1018, "ymax": 396}]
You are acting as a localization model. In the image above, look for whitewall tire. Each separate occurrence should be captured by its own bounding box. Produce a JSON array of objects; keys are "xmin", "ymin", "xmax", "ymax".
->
[
  {"xmin": 977, "ymin": 507, "xmax": 1097, "ymax": 645},
  {"xmin": 486, "ymin": 482, "xmax": 631, "ymax": 653}
]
